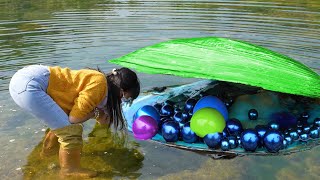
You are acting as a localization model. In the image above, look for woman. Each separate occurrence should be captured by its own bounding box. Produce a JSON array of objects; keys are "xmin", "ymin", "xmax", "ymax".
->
[{"xmin": 9, "ymin": 65, "xmax": 140, "ymax": 178}]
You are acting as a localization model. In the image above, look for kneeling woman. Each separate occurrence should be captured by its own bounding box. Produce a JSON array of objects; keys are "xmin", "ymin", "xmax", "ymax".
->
[{"xmin": 9, "ymin": 65, "xmax": 140, "ymax": 178}]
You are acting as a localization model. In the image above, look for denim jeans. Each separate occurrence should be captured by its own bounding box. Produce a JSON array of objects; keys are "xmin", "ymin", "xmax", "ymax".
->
[{"xmin": 9, "ymin": 65, "xmax": 71, "ymax": 130}]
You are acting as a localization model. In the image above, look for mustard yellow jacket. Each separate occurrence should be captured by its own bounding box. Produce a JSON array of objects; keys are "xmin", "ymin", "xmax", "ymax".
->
[{"xmin": 47, "ymin": 66, "xmax": 107, "ymax": 118}]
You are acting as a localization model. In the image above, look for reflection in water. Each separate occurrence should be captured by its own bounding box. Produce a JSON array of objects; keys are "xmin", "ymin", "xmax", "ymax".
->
[
  {"xmin": 158, "ymin": 145, "xmax": 320, "ymax": 180},
  {"xmin": 22, "ymin": 123, "xmax": 144, "ymax": 179}
]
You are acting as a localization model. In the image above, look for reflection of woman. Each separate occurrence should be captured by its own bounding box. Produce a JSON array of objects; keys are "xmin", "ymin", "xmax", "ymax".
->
[
  {"xmin": 9, "ymin": 65, "xmax": 140, "ymax": 178},
  {"xmin": 23, "ymin": 123, "xmax": 144, "ymax": 179}
]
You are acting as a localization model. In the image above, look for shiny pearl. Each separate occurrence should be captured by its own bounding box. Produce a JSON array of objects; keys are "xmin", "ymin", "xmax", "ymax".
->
[
  {"xmin": 309, "ymin": 126, "xmax": 319, "ymax": 139},
  {"xmin": 220, "ymin": 139, "xmax": 230, "ymax": 151},
  {"xmin": 248, "ymin": 109, "xmax": 258, "ymax": 120}
]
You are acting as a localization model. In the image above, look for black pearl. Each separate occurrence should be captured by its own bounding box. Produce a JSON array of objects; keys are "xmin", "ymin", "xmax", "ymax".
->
[
  {"xmin": 160, "ymin": 104, "xmax": 174, "ymax": 117},
  {"xmin": 224, "ymin": 98, "xmax": 234, "ymax": 109},
  {"xmin": 314, "ymin": 118, "xmax": 320, "ymax": 127},
  {"xmin": 297, "ymin": 128, "xmax": 303, "ymax": 134},
  {"xmin": 300, "ymin": 133, "xmax": 309, "ymax": 141},
  {"xmin": 248, "ymin": 109, "xmax": 258, "ymax": 120},
  {"xmin": 309, "ymin": 126, "xmax": 319, "ymax": 139},
  {"xmin": 284, "ymin": 135, "xmax": 292, "ymax": 144},
  {"xmin": 300, "ymin": 112, "xmax": 309, "ymax": 121},
  {"xmin": 228, "ymin": 136, "xmax": 238, "ymax": 149},
  {"xmin": 296, "ymin": 120, "xmax": 305, "ymax": 128},
  {"xmin": 289, "ymin": 129, "xmax": 299, "ymax": 141},
  {"xmin": 302, "ymin": 125, "xmax": 311, "ymax": 134},
  {"xmin": 268, "ymin": 121, "xmax": 280, "ymax": 130},
  {"xmin": 220, "ymin": 139, "xmax": 230, "ymax": 151},
  {"xmin": 184, "ymin": 98, "xmax": 197, "ymax": 112}
]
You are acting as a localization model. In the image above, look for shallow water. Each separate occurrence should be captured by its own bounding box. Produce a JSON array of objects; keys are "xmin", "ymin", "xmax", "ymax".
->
[{"xmin": 0, "ymin": 0, "xmax": 319, "ymax": 179}]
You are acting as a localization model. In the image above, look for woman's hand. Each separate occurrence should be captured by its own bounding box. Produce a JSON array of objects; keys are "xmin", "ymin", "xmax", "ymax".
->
[
  {"xmin": 68, "ymin": 108, "xmax": 110, "ymax": 125},
  {"xmin": 95, "ymin": 108, "xmax": 110, "ymax": 125}
]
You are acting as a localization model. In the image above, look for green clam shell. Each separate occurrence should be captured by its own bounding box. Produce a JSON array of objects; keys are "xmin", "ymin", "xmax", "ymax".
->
[{"xmin": 109, "ymin": 37, "xmax": 320, "ymax": 98}]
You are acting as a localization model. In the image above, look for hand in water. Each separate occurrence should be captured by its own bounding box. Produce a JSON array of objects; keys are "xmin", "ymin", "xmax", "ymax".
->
[{"xmin": 95, "ymin": 108, "xmax": 110, "ymax": 125}]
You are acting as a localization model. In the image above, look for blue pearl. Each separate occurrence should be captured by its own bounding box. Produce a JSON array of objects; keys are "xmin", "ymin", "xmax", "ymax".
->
[
  {"xmin": 297, "ymin": 128, "xmax": 303, "ymax": 134},
  {"xmin": 248, "ymin": 109, "xmax": 258, "ymax": 120},
  {"xmin": 226, "ymin": 118, "xmax": 243, "ymax": 135},
  {"xmin": 173, "ymin": 112, "xmax": 183, "ymax": 124},
  {"xmin": 314, "ymin": 118, "xmax": 320, "ymax": 127},
  {"xmin": 263, "ymin": 129, "xmax": 284, "ymax": 153},
  {"xmin": 300, "ymin": 112, "xmax": 309, "ymax": 121},
  {"xmin": 184, "ymin": 98, "xmax": 197, "ymax": 112},
  {"xmin": 300, "ymin": 133, "xmax": 309, "ymax": 141},
  {"xmin": 158, "ymin": 117, "xmax": 173, "ymax": 134},
  {"xmin": 302, "ymin": 125, "xmax": 311, "ymax": 134},
  {"xmin": 240, "ymin": 129, "xmax": 259, "ymax": 152},
  {"xmin": 162, "ymin": 121, "xmax": 180, "ymax": 142},
  {"xmin": 236, "ymin": 135, "xmax": 241, "ymax": 140},
  {"xmin": 284, "ymin": 135, "xmax": 292, "ymax": 144},
  {"xmin": 268, "ymin": 121, "xmax": 280, "ymax": 130},
  {"xmin": 284, "ymin": 129, "xmax": 290, "ymax": 135},
  {"xmin": 160, "ymin": 104, "xmax": 174, "ymax": 117},
  {"xmin": 134, "ymin": 105, "xmax": 161, "ymax": 124},
  {"xmin": 220, "ymin": 139, "xmax": 230, "ymax": 151},
  {"xmin": 309, "ymin": 126, "xmax": 319, "ymax": 139},
  {"xmin": 204, "ymin": 132, "xmax": 223, "ymax": 149},
  {"xmin": 296, "ymin": 120, "xmax": 306, "ymax": 128},
  {"xmin": 286, "ymin": 128, "xmax": 294, "ymax": 134},
  {"xmin": 228, "ymin": 136, "xmax": 238, "ymax": 149},
  {"xmin": 181, "ymin": 123, "xmax": 198, "ymax": 143},
  {"xmin": 289, "ymin": 130, "xmax": 299, "ymax": 141},
  {"xmin": 181, "ymin": 111, "xmax": 191, "ymax": 123}
]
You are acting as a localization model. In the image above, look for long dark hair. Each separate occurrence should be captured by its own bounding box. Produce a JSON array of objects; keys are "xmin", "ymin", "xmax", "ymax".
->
[{"xmin": 90, "ymin": 67, "xmax": 140, "ymax": 130}]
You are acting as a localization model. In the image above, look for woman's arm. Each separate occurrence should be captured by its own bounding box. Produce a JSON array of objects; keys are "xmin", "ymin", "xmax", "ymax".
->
[
  {"xmin": 69, "ymin": 108, "xmax": 110, "ymax": 125},
  {"xmin": 69, "ymin": 111, "xmax": 95, "ymax": 124}
]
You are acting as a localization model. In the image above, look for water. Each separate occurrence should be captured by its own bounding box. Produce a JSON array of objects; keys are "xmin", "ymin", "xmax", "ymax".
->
[{"xmin": 0, "ymin": 0, "xmax": 319, "ymax": 179}]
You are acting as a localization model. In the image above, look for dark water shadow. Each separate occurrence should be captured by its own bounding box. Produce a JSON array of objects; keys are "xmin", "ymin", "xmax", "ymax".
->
[{"xmin": 22, "ymin": 123, "xmax": 144, "ymax": 180}]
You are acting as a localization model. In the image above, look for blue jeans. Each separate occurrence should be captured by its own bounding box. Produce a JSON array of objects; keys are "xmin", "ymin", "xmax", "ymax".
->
[{"xmin": 9, "ymin": 65, "xmax": 71, "ymax": 130}]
